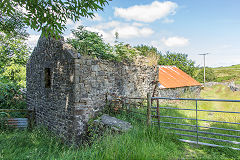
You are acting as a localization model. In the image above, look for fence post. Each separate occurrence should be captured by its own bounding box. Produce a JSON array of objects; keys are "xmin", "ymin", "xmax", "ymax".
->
[{"xmin": 147, "ymin": 93, "xmax": 152, "ymax": 126}]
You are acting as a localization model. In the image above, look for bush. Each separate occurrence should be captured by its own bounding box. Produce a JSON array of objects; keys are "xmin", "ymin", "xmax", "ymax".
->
[
  {"xmin": 67, "ymin": 26, "xmax": 138, "ymax": 62},
  {"xmin": 0, "ymin": 82, "xmax": 26, "ymax": 109},
  {"xmin": 195, "ymin": 67, "xmax": 216, "ymax": 83}
]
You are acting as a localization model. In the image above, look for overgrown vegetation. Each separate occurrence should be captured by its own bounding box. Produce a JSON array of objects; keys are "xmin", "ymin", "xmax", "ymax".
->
[
  {"xmin": 0, "ymin": 82, "xmax": 26, "ymax": 109},
  {"xmin": 195, "ymin": 67, "xmax": 216, "ymax": 83},
  {"xmin": 213, "ymin": 64, "xmax": 240, "ymax": 84},
  {"xmin": 67, "ymin": 26, "xmax": 137, "ymax": 62},
  {"xmin": 1, "ymin": 84, "xmax": 240, "ymax": 159},
  {"xmin": 1, "ymin": 109, "xmax": 239, "ymax": 159},
  {"xmin": 67, "ymin": 26, "xmax": 198, "ymax": 76},
  {"xmin": 0, "ymin": 31, "xmax": 29, "ymax": 109}
]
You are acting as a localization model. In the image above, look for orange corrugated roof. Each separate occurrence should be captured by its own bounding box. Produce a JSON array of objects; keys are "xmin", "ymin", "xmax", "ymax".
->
[{"xmin": 158, "ymin": 66, "xmax": 201, "ymax": 88}]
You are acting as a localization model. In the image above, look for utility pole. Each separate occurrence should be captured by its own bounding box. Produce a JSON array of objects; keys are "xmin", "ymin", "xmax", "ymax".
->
[{"xmin": 198, "ymin": 53, "xmax": 209, "ymax": 86}]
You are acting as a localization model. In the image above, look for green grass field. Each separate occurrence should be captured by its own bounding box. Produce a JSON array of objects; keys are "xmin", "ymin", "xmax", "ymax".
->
[
  {"xmin": 1, "ymin": 85, "xmax": 240, "ymax": 159},
  {"xmin": 213, "ymin": 64, "xmax": 240, "ymax": 84},
  {"xmin": 0, "ymin": 115, "xmax": 239, "ymax": 160}
]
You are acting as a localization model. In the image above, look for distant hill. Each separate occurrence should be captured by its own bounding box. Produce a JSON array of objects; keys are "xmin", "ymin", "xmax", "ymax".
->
[{"xmin": 213, "ymin": 64, "xmax": 240, "ymax": 84}]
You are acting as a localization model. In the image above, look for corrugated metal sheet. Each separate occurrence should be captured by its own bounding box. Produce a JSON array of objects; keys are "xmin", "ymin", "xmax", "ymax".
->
[
  {"xmin": 158, "ymin": 66, "xmax": 201, "ymax": 88},
  {"xmin": 7, "ymin": 118, "xmax": 28, "ymax": 128}
]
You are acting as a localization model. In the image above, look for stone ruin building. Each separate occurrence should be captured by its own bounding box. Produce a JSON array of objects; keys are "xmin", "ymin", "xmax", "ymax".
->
[
  {"xmin": 26, "ymin": 36, "xmax": 201, "ymax": 142},
  {"xmin": 26, "ymin": 36, "xmax": 157, "ymax": 141}
]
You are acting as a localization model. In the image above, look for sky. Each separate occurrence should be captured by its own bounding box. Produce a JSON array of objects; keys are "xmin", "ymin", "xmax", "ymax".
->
[{"xmin": 27, "ymin": 0, "xmax": 240, "ymax": 67}]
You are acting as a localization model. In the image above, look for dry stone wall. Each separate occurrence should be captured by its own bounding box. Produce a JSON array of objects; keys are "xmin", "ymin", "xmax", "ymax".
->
[
  {"xmin": 73, "ymin": 56, "xmax": 157, "ymax": 138},
  {"xmin": 27, "ymin": 36, "xmax": 157, "ymax": 142},
  {"xmin": 156, "ymin": 86, "xmax": 201, "ymax": 98},
  {"xmin": 26, "ymin": 36, "xmax": 77, "ymax": 141},
  {"xmin": 27, "ymin": 36, "xmax": 202, "ymax": 143}
]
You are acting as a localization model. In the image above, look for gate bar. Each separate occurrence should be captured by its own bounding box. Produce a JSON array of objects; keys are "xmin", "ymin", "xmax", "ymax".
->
[
  {"xmin": 158, "ymin": 126, "xmax": 240, "ymax": 138},
  {"xmin": 151, "ymin": 97, "xmax": 240, "ymax": 102},
  {"xmin": 151, "ymin": 121, "xmax": 240, "ymax": 132},
  {"xmin": 152, "ymin": 115, "xmax": 240, "ymax": 125},
  {"xmin": 152, "ymin": 106, "xmax": 240, "ymax": 114}
]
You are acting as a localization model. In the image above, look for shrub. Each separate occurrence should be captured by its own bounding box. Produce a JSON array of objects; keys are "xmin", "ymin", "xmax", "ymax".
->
[
  {"xmin": 0, "ymin": 82, "xmax": 26, "ymax": 109},
  {"xmin": 195, "ymin": 67, "xmax": 216, "ymax": 83},
  {"xmin": 67, "ymin": 26, "xmax": 138, "ymax": 62}
]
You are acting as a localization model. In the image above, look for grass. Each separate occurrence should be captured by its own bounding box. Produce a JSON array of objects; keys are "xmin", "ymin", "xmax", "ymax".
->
[
  {"xmin": 213, "ymin": 64, "xmax": 240, "ymax": 83},
  {"xmin": 178, "ymin": 84, "xmax": 240, "ymax": 123},
  {"xmin": 155, "ymin": 84, "xmax": 240, "ymax": 154},
  {"xmin": 0, "ymin": 111, "xmax": 239, "ymax": 159},
  {"xmin": 1, "ymin": 85, "xmax": 240, "ymax": 159}
]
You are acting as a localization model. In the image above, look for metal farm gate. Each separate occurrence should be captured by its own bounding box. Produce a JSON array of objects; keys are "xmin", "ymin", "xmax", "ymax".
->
[{"xmin": 150, "ymin": 96, "xmax": 240, "ymax": 151}]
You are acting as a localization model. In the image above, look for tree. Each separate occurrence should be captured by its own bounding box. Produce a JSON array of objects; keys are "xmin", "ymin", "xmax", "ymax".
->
[
  {"xmin": 0, "ymin": 0, "xmax": 110, "ymax": 37},
  {"xmin": 158, "ymin": 52, "xmax": 197, "ymax": 77},
  {"xmin": 0, "ymin": 33, "xmax": 30, "ymax": 87},
  {"xmin": 67, "ymin": 26, "xmax": 138, "ymax": 62},
  {"xmin": 0, "ymin": 10, "xmax": 28, "ymax": 38},
  {"xmin": 195, "ymin": 67, "xmax": 216, "ymax": 83},
  {"xmin": 67, "ymin": 26, "xmax": 113, "ymax": 59}
]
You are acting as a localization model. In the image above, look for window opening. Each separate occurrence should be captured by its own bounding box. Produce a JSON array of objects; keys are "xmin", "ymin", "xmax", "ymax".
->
[{"xmin": 45, "ymin": 68, "xmax": 51, "ymax": 88}]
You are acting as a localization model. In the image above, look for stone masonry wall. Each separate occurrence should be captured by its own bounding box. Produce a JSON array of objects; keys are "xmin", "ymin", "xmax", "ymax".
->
[
  {"xmin": 73, "ymin": 56, "xmax": 157, "ymax": 137},
  {"xmin": 27, "ymin": 36, "xmax": 157, "ymax": 142},
  {"xmin": 26, "ymin": 36, "xmax": 77, "ymax": 141},
  {"xmin": 156, "ymin": 86, "xmax": 201, "ymax": 98}
]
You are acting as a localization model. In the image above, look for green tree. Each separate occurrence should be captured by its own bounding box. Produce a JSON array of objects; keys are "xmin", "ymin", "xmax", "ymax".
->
[
  {"xmin": 0, "ymin": 33, "xmax": 30, "ymax": 87},
  {"xmin": 158, "ymin": 52, "xmax": 197, "ymax": 77},
  {"xmin": 67, "ymin": 26, "xmax": 137, "ymax": 62},
  {"xmin": 0, "ymin": 33, "xmax": 29, "ymax": 109},
  {"xmin": 67, "ymin": 26, "xmax": 114, "ymax": 60},
  {"xmin": 0, "ymin": 0, "xmax": 110, "ymax": 37},
  {"xmin": 0, "ymin": 10, "xmax": 28, "ymax": 38},
  {"xmin": 195, "ymin": 67, "xmax": 216, "ymax": 83}
]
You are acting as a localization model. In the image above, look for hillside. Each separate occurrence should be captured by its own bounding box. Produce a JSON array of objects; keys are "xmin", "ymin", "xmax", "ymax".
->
[{"xmin": 213, "ymin": 64, "xmax": 240, "ymax": 84}]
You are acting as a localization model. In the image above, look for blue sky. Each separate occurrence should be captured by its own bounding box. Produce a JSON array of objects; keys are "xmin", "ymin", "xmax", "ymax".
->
[{"xmin": 27, "ymin": 0, "xmax": 240, "ymax": 67}]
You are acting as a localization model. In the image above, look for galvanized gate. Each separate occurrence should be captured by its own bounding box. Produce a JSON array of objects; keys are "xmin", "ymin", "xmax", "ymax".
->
[{"xmin": 151, "ymin": 97, "xmax": 240, "ymax": 151}]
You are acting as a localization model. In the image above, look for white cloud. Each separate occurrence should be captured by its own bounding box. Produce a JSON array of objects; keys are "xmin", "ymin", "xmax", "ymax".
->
[
  {"xmin": 83, "ymin": 21, "xmax": 154, "ymax": 43},
  {"xmin": 114, "ymin": 1, "xmax": 178, "ymax": 22},
  {"xmin": 27, "ymin": 34, "xmax": 40, "ymax": 49},
  {"xmin": 64, "ymin": 33, "xmax": 74, "ymax": 40},
  {"xmin": 85, "ymin": 26, "xmax": 114, "ymax": 42},
  {"xmin": 162, "ymin": 36, "xmax": 189, "ymax": 47},
  {"xmin": 112, "ymin": 26, "xmax": 154, "ymax": 39},
  {"xmin": 65, "ymin": 20, "xmax": 82, "ymax": 30},
  {"xmin": 162, "ymin": 18, "xmax": 174, "ymax": 23},
  {"xmin": 91, "ymin": 13, "xmax": 102, "ymax": 21},
  {"xmin": 132, "ymin": 22, "xmax": 145, "ymax": 27},
  {"xmin": 95, "ymin": 21, "xmax": 121, "ymax": 30},
  {"xmin": 66, "ymin": 19, "xmax": 74, "ymax": 26},
  {"xmin": 73, "ymin": 21, "xmax": 82, "ymax": 29}
]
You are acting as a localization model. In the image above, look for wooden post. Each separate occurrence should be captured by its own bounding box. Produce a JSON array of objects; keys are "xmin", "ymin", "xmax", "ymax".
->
[{"xmin": 147, "ymin": 93, "xmax": 152, "ymax": 126}]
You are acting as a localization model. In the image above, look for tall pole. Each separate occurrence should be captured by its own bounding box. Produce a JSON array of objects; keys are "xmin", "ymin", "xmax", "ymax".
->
[
  {"xmin": 203, "ymin": 54, "xmax": 206, "ymax": 85},
  {"xmin": 199, "ymin": 53, "xmax": 209, "ymax": 86}
]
